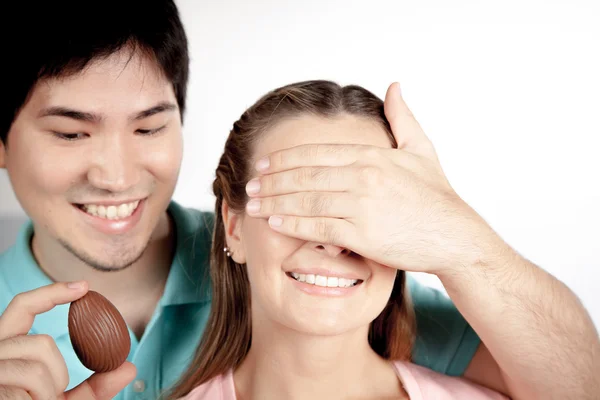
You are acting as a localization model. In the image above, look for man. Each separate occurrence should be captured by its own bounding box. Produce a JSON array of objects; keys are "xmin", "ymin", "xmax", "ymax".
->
[{"xmin": 0, "ymin": 1, "xmax": 598, "ymax": 399}]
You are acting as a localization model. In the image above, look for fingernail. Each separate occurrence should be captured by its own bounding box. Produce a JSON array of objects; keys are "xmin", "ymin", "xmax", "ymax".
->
[
  {"xmin": 246, "ymin": 179, "xmax": 261, "ymax": 195},
  {"xmin": 255, "ymin": 157, "xmax": 270, "ymax": 172},
  {"xmin": 246, "ymin": 199, "xmax": 261, "ymax": 214},
  {"xmin": 397, "ymin": 83, "xmax": 402, "ymax": 96},
  {"xmin": 269, "ymin": 216, "xmax": 283, "ymax": 227},
  {"xmin": 67, "ymin": 281, "xmax": 85, "ymax": 290}
]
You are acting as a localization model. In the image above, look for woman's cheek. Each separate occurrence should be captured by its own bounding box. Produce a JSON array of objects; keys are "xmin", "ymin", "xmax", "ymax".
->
[{"xmin": 242, "ymin": 217, "xmax": 303, "ymax": 271}]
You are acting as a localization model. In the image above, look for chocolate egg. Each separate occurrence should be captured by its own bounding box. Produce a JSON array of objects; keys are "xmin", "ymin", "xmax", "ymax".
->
[{"xmin": 68, "ymin": 290, "xmax": 130, "ymax": 373}]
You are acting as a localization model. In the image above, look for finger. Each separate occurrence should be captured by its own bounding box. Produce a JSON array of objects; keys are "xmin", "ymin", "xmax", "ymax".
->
[
  {"xmin": 0, "ymin": 359, "xmax": 56, "ymax": 400},
  {"xmin": 253, "ymin": 143, "xmax": 364, "ymax": 174},
  {"xmin": 0, "ymin": 281, "xmax": 88, "ymax": 340},
  {"xmin": 63, "ymin": 362, "xmax": 136, "ymax": 400},
  {"xmin": 246, "ymin": 192, "xmax": 356, "ymax": 219},
  {"xmin": 384, "ymin": 82, "xmax": 437, "ymax": 160},
  {"xmin": 0, "ymin": 386, "xmax": 32, "ymax": 400},
  {"xmin": 0, "ymin": 335, "xmax": 69, "ymax": 393},
  {"xmin": 267, "ymin": 215, "xmax": 355, "ymax": 247},
  {"xmin": 246, "ymin": 166, "xmax": 351, "ymax": 197}
]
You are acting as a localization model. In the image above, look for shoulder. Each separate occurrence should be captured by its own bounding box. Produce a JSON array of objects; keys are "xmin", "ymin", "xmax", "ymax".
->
[
  {"xmin": 169, "ymin": 202, "xmax": 215, "ymax": 238},
  {"xmin": 177, "ymin": 372, "xmax": 236, "ymax": 400},
  {"xmin": 169, "ymin": 202, "xmax": 215, "ymax": 258},
  {"xmin": 393, "ymin": 361, "xmax": 508, "ymax": 400},
  {"xmin": 406, "ymin": 273, "xmax": 481, "ymax": 376}
]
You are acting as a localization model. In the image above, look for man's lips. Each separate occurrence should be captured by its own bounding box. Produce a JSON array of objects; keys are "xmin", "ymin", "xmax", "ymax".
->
[
  {"xmin": 72, "ymin": 198, "xmax": 146, "ymax": 235},
  {"xmin": 73, "ymin": 197, "xmax": 146, "ymax": 206}
]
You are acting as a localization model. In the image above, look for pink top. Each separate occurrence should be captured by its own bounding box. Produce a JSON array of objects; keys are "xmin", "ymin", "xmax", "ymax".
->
[{"xmin": 179, "ymin": 361, "xmax": 508, "ymax": 400}]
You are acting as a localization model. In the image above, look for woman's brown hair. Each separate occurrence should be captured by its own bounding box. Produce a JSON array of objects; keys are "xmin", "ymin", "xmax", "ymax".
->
[{"xmin": 166, "ymin": 80, "xmax": 416, "ymax": 398}]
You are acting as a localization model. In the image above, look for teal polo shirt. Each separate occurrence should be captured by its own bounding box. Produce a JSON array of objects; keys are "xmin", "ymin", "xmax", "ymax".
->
[{"xmin": 0, "ymin": 201, "xmax": 480, "ymax": 399}]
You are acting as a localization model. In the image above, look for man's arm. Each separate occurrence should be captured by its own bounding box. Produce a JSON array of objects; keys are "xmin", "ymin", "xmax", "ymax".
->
[
  {"xmin": 442, "ymin": 234, "xmax": 600, "ymax": 399},
  {"xmin": 463, "ymin": 344, "xmax": 509, "ymax": 395}
]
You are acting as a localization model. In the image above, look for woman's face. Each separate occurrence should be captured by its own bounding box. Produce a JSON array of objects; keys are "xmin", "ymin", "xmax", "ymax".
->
[{"xmin": 230, "ymin": 114, "xmax": 398, "ymax": 336}]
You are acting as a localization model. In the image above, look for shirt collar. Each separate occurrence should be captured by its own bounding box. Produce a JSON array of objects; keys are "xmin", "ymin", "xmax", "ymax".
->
[
  {"xmin": 2, "ymin": 201, "xmax": 212, "ymax": 340},
  {"xmin": 159, "ymin": 201, "xmax": 213, "ymax": 307}
]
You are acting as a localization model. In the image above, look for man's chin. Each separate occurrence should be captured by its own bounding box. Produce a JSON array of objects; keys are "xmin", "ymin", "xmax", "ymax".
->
[{"xmin": 59, "ymin": 238, "xmax": 147, "ymax": 272}]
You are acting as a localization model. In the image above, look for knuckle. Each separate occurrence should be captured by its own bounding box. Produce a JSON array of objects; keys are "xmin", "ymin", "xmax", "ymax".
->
[
  {"xmin": 10, "ymin": 359, "xmax": 28, "ymax": 376},
  {"xmin": 312, "ymin": 144, "xmax": 324, "ymax": 158},
  {"xmin": 333, "ymin": 166, "xmax": 345, "ymax": 181},
  {"xmin": 294, "ymin": 168, "xmax": 311, "ymax": 187},
  {"xmin": 315, "ymin": 220, "xmax": 337, "ymax": 244},
  {"xmin": 9, "ymin": 292, "xmax": 28, "ymax": 311},
  {"xmin": 276, "ymin": 151, "xmax": 285, "ymax": 169},
  {"xmin": 312, "ymin": 167, "xmax": 334, "ymax": 191},
  {"xmin": 266, "ymin": 175, "xmax": 279, "ymax": 193},
  {"xmin": 401, "ymin": 152, "xmax": 423, "ymax": 172},
  {"xmin": 358, "ymin": 166, "xmax": 381, "ymax": 183},
  {"xmin": 35, "ymin": 334, "xmax": 57, "ymax": 353},
  {"xmin": 310, "ymin": 194, "xmax": 330, "ymax": 216},
  {"xmin": 293, "ymin": 217, "xmax": 302, "ymax": 233},
  {"xmin": 357, "ymin": 194, "xmax": 371, "ymax": 210},
  {"xmin": 299, "ymin": 194, "xmax": 312, "ymax": 212},
  {"xmin": 29, "ymin": 362, "xmax": 49, "ymax": 381},
  {"xmin": 308, "ymin": 195, "xmax": 322, "ymax": 215},
  {"xmin": 300, "ymin": 145, "xmax": 318, "ymax": 160},
  {"xmin": 0, "ymin": 386, "xmax": 30, "ymax": 400},
  {"xmin": 28, "ymin": 360, "xmax": 50, "ymax": 382},
  {"xmin": 364, "ymin": 147, "xmax": 381, "ymax": 160},
  {"xmin": 270, "ymin": 197, "xmax": 281, "ymax": 214},
  {"xmin": 310, "ymin": 167, "xmax": 328, "ymax": 184},
  {"xmin": 315, "ymin": 220, "xmax": 327, "ymax": 237}
]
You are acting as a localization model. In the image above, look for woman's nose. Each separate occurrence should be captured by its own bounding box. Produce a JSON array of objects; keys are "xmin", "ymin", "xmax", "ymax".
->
[{"xmin": 310, "ymin": 243, "xmax": 349, "ymax": 257}]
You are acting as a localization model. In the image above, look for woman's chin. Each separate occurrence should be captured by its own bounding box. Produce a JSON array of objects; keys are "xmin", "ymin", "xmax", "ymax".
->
[{"xmin": 283, "ymin": 314, "xmax": 366, "ymax": 337}]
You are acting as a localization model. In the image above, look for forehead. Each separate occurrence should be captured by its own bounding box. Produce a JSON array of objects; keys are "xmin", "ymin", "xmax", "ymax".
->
[
  {"xmin": 25, "ymin": 49, "xmax": 174, "ymax": 117},
  {"xmin": 254, "ymin": 114, "xmax": 393, "ymax": 158}
]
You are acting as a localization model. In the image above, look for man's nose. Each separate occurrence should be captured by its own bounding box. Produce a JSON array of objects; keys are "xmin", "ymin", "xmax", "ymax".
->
[{"xmin": 87, "ymin": 134, "xmax": 140, "ymax": 193}]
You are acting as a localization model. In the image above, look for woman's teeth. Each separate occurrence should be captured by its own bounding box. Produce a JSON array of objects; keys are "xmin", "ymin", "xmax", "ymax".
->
[
  {"xmin": 290, "ymin": 272, "xmax": 359, "ymax": 288},
  {"xmin": 81, "ymin": 201, "xmax": 140, "ymax": 220}
]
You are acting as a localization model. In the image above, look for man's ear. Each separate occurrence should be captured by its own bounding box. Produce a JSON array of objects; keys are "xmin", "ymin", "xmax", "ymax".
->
[
  {"xmin": 221, "ymin": 200, "xmax": 246, "ymax": 264},
  {"xmin": 0, "ymin": 139, "xmax": 6, "ymax": 169}
]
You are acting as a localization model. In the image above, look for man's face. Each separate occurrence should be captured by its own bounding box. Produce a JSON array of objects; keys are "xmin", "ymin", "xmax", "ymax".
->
[{"xmin": 0, "ymin": 49, "xmax": 183, "ymax": 271}]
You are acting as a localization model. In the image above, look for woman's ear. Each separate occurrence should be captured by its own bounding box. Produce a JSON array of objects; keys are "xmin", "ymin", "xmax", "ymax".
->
[{"xmin": 222, "ymin": 200, "xmax": 246, "ymax": 264}]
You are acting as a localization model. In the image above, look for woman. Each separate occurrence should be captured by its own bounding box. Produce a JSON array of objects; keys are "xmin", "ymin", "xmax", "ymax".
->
[{"xmin": 167, "ymin": 80, "xmax": 507, "ymax": 399}]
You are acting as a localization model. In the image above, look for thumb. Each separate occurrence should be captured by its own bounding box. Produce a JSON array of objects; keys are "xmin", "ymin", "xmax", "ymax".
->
[
  {"xmin": 62, "ymin": 362, "xmax": 137, "ymax": 400},
  {"xmin": 384, "ymin": 82, "xmax": 437, "ymax": 160}
]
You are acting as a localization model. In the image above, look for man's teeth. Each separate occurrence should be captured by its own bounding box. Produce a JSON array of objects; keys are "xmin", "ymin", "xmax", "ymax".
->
[
  {"xmin": 82, "ymin": 201, "xmax": 140, "ymax": 220},
  {"xmin": 290, "ymin": 272, "xmax": 359, "ymax": 288}
]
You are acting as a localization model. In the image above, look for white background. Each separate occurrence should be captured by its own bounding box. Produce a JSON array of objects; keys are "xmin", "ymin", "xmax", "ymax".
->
[{"xmin": 1, "ymin": 0, "xmax": 598, "ymax": 327}]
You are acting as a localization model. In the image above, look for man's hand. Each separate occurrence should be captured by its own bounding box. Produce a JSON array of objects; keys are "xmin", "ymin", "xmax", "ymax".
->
[
  {"xmin": 245, "ymin": 82, "xmax": 501, "ymax": 274},
  {"xmin": 0, "ymin": 282, "xmax": 136, "ymax": 399}
]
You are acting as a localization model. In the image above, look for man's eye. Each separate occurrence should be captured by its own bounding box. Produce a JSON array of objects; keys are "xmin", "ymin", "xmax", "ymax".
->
[
  {"xmin": 52, "ymin": 132, "xmax": 87, "ymax": 141},
  {"xmin": 137, "ymin": 125, "xmax": 166, "ymax": 135}
]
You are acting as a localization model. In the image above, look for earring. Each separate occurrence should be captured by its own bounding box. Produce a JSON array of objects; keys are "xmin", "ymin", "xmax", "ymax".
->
[{"xmin": 223, "ymin": 247, "xmax": 232, "ymax": 257}]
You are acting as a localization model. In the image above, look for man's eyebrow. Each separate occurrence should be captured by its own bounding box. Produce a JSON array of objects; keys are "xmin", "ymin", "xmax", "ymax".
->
[
  {"xmin": 38, "ymin": 102, "xmax": 178, "ymax": 123},
  {"xmin": 38, "ymin": 107, "xmax": 100, "ymax": 123},
  {"xmin": 132, "ymin": 102, "xmax": 177, "ymax": 121}
]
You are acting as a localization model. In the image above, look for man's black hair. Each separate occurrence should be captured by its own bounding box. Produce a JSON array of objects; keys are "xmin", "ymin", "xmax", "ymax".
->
[{"xmin": 2, "ymin": 0, "xmax": 189, "ymax": 143}]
